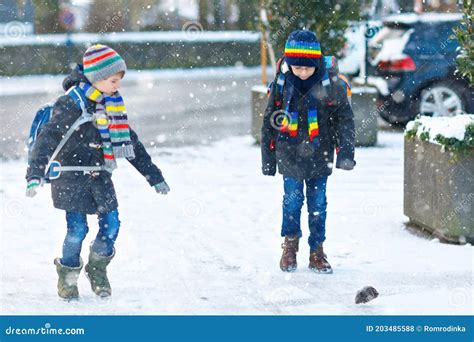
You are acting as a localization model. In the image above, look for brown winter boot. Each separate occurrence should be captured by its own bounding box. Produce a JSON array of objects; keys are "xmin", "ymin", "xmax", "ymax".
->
[
  {"xmin": 280, "ymin": 236, "xmax": 299, "ymax": 272},
  {"xmin": 309, "ymin": 244, "xmax": 333, "ymax": 274}
]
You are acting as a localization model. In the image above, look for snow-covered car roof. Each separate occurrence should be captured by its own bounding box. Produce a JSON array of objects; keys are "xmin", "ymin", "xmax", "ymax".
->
[{"xmin": 383, "ymin": 12, "xmax": 462, "ymax": 25}]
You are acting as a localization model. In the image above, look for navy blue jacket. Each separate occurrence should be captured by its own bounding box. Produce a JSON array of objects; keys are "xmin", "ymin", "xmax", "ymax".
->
[
  {"xmin": 26, "ymin": 67, "xmax": 164, "ymax": 214},
  {"xmin": 261, "ymin": 74, "xmax": 356, "ymax": 180}
]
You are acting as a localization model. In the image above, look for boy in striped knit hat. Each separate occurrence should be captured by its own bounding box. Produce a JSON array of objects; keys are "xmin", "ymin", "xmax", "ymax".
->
[
  {"xmin": 26, "ymin": 44, "xmax": 170, "ymax": 299},
  {"xmin": 261, "ymin": 30, "xmax": 356, "ymax": 274}
]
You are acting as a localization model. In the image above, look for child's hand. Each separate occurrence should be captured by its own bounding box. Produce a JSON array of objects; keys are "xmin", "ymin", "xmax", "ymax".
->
[
  {"xmin": 154, "ymin": 181, "xmax": 170, "ymax": 195},
  {"xmin": 262, "ymin": 168, "xmax": 276, "ymax": 176},
  {"xmin": 262, "ymin": 164, "xmax": 276, "ymax": 176},
  {"xmin": 25, "ymin": 178, "xmax": 41, "ymax": 198},
  {"xmin": 336, "ymin": 158, "xmax": 356, "ymax": 171}
]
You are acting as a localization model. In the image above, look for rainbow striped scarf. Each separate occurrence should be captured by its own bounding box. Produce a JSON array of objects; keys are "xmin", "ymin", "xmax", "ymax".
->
[
  {"xmin": 78, "ymin": 82, "xmax": 135, "ymax": 170},
  {"xmin": 280, "ymin": 110, "xmax": 319, "ymax": 142},
  {"xmin": 280, "ymin": 74, "xmax": 320, "ymax": 143}
]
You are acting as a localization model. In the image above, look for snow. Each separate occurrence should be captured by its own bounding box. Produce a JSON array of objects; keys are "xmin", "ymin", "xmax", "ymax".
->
[
  {"xmin": 251, "ymin": 85, "xmax": 267, "ymax": 93},
  {"xmin": 405, "ymin": 114, "xmax": 474, "ymax": 144},
  {"xmin": 383, "ymin": 12, "xmax": 463, "ymax": 25},
  {"xmin": 351, "ymin": 86, "xmax": 378, "ymax": 94},
  {"xmin": 0, "ymin": 30, "xmax": 260, "ymax": 47},
  {"xmin": 1, "ymin": 131, "xmax": 472, "ymax": 315},
  {"xmin": 362, "ymin": 76, "xmax": 390, "ymax": 96},
  {"xmin": 370, "ymin": 29, "xmax": 414, "ymax": 65}
]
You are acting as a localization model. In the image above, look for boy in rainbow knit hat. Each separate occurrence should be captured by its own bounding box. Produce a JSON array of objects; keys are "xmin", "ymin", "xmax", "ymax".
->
[
  {"xmin": 261, "ymin": 30, "xmax": 356, "ymax": 274},
  {"xmin": 26, "ymin": 44, "xmax": 170, "ymax": 299}
]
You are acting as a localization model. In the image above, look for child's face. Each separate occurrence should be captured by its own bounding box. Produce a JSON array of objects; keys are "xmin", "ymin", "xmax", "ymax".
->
[
  {"xmin": 93, "ymin": 72, "xmax": 124, "ymax": 95},
  {"xmin": 290, "ymin": 66, "xmax": 316, "ymax": 80}
]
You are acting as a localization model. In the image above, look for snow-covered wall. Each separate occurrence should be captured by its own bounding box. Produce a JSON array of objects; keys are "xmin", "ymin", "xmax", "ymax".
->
[{"xmin": 0, "ymin": 30, "xmax": 260, "ymax": 47}]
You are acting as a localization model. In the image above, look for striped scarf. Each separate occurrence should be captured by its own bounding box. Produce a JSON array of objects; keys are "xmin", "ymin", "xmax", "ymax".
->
[
  {"xmin": 281, "ymin": 110, "xmax": 319, "ymax": 142},
  {"xmin": 78, "ymin": 82, "xmax": 135, "ymax": 170},
  {"xmin": 280, "ymin": 73, "xmax": 320, "ymax": 143}
]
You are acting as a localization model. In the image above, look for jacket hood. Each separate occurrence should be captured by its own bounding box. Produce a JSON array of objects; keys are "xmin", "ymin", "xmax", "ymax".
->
[
  {"xmin": 287, "ymin": 56, "xmax": 327, "ymax": 95},
  {"xmin": 62, "ymin": 64, "xmax": 90, "ymax": 91}
]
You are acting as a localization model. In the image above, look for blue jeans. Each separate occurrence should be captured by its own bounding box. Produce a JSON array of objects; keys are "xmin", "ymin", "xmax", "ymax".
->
[
  {"xmin": 281, "ymin": 176, "xmax": 328, "ymax": 251},
  {"xmin": 61, "ymin": 209, "xmax": 120, "ymax": 267}
]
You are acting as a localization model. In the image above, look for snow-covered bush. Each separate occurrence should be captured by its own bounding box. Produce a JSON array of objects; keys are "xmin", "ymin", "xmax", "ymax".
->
[
  {"xmin": 405, "ymin": 114, "xmax": 474, "ymax": 157},
  {"xmin": 451, "ymin": 0, "xmax": 473, "ymax": 85}
]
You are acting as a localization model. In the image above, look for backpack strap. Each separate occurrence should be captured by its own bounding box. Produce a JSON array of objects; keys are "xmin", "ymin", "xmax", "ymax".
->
[
  {"xmin": 66, "ymin": 86, "xmax": 88, "ymax": 114},
  {"xmin": 273, "ymin": 58, "xmax": 290, "ymax": 108},
  {"xmin": 45, "ymin": 113, "xmax": 95, "ymax": 177},
  {"xmin": 338, "ymin": 73, "xmax": 352, "ymax": 107},
  {"xmin": 273, "ymin": 56, "xmax": 344, "ymax": 107},
  {"xmin": 44, "ymin": 87, "xmax": 95, "ymax": 177},
  {"xmin": 48, "ymin": 161, "xmax": 108, "ymax": 180},
  {"xmin": 276, "ymin": 58, "xmax": 283, "ymax": 73},
  {"xmin": 317, "ymin": 68, "xmax": 332, "ymax": 100}
]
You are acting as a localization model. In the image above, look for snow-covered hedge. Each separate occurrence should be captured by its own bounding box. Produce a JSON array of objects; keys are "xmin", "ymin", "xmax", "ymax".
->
[
  {"xmin": 405, "ymin": 114, "xmax": 474, "ymax": 155},
  {"xmin": 0, "ymin": 31, "xmax": 260, "ymax": 76}
]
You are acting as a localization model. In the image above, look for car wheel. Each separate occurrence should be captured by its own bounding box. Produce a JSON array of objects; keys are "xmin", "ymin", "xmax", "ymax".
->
[{"xmin": 417, "ymin": 82, "xmax": 467, "ymax": 118}]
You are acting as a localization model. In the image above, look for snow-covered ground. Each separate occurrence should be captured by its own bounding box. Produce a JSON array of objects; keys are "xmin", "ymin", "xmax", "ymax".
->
[{"xmin": 0, "ymin": 131, "xmax": 472, "ymax": 315}]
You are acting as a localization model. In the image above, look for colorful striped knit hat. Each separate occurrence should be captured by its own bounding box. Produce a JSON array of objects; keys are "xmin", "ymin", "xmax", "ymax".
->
[
  {"xmin": 83, "ymin": 44, "xmax": 127, "ymax": 84},
  {"xmin": 284, "ymin": 30, "xmax": 322, "ymax": 67}
]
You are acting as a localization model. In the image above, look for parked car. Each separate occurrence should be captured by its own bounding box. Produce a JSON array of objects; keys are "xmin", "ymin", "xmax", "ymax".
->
[
  {"xmin": 367, "ymin": 13, "xmax": 473, "ymax": 125},
  {"xmin": 339, "ymin": 20, "xmax": 382, "ymax": 76}
]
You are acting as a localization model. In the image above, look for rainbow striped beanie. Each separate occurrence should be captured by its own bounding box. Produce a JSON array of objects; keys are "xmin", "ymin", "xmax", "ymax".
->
[
  {"xmin": 83, "ymin": 44, "xmax": 127, "ymax": 84},
  {"xmin": 284, "ymin": 30, "xmax": 322, "ymax": 67}
]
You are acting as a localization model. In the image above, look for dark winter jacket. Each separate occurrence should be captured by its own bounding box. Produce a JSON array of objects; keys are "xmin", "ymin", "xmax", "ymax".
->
[
  {"xmin": 261, "ymin": 70, "xmax": 356, "ymax": 180},
  {"xmin": 26, "ymin": 65, "xmax": 164, "ymax": 214}
]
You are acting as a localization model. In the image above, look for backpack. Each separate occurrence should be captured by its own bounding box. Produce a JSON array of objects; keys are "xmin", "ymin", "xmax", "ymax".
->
[
  {"xmin": 268, "ymin": 56, "xmax": 352, "ymax": 153},
  {"xmin": 269, "ymin": 55, "xmax": 352, "ymax": 108},
  {"xmin": 26, "ymin": 86, "xmax": 101, "ymax": 181}
]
